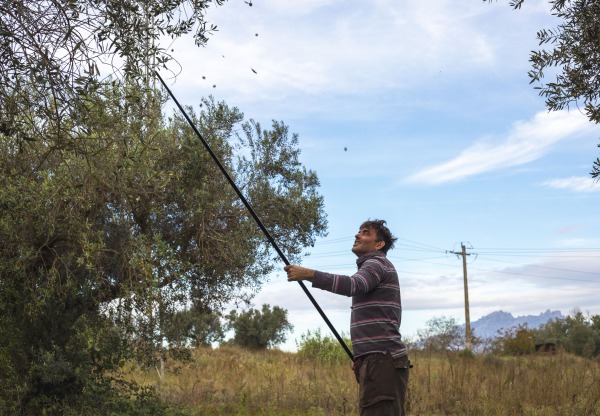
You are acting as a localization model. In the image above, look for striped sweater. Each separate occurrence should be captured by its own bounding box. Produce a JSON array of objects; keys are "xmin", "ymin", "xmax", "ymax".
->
[{"xmin": 312, "ymin": 251, "xmax": 407, "ymax": 359}]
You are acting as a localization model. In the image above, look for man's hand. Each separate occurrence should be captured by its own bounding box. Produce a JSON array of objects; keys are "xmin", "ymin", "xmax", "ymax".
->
[{"xmin": 284, "ymin": 265, "xmax": 315, "ymax": 282}]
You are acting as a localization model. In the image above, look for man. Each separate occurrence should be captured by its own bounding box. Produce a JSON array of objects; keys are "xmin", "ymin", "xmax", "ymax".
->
[{"xmin": 284, "ymin": 219, "xmax": 410, "ymax": 415}]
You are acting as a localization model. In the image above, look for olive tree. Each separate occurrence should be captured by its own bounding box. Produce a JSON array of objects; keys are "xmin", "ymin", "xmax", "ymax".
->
[
  {"xmin": 0, "ymin": 87, "xmax": 327, "ymax": 413},
  {"xmin": 0, "ymin": 0, "xmax": 226, "ymax": 151},
  {"xmin": 0, "ymin": 2, "xmax": 328, "ymax": 412},
  {"xmin": 485, "ymin": 0, "xmax": 600, "ymax": 178}
]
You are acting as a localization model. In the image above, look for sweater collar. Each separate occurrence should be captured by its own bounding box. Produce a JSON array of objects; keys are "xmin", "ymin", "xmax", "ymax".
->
[{"xmin": 356, "ymin": 250, "xmax": 385, "ymax": 267}]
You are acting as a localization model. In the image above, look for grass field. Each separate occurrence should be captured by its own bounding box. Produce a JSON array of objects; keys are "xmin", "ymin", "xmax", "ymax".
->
[{"xmin": 130, "ymin": 346, "xmax": 600, "ymax": 415}]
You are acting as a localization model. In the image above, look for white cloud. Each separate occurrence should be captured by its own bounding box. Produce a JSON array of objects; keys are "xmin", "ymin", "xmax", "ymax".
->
[
  {"xmin": 542, "ymin": 176, "xmax": 600, "ymax": 193},
  {"xmin": 405, "ymin": 110, "xmax": 597, "ymax": 185},
  {"xmin": 168, "ymin": 0, "xmax": 526, "ymax": 107}
]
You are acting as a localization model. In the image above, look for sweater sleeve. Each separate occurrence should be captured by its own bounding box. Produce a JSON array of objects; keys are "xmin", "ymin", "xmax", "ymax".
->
[{"xmin": 311, "ymin": 259, "xmax": 384, "ymax": 296}]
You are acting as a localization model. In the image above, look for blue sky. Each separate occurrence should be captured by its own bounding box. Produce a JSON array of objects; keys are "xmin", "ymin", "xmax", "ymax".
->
[{"xmin": 163, "ymin": 0, "xmax": 600, "ymax": 350}]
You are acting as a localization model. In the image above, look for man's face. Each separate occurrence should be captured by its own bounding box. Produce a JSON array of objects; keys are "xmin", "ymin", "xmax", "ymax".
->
[{"xmin": 351, "ymin": 226, "xmax": 384, "ymax": 257}]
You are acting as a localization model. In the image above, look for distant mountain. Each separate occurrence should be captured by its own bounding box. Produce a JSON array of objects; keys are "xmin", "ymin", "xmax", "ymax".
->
[{"xmin": 467, "ymin": 310, "xmax": 564, "ymax": 339}]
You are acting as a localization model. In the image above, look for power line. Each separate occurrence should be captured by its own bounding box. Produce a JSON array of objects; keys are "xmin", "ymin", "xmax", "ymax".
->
[
  {"xmin": 472, "ymin": 252, "xmax": 600, "ymax": 258},
  {"xmin": 395, "ymin": 246, "xmax": 447, "ymax": 254},
  {"xmin": 307, "ymin": 250, "xmax": 351, "ymax": 258},
  {"xmin": 312, "ymin": 235, "xmax": 600, "ymax": 255},
  {"xmin": 395, "ymin": 237, "xmax": 447, "ymax": 253},
  {"xmin": 475, "ymin": 247, "xmax": 600, "ymax": 252},
  {"xmin": 311, "ymin": 235, "xmax": 446, "ymax": 253},
  {"xmin": 310, "ymin": 250, "xmax": 600, "ymax": 260},
  {"xmin": 399, "ymin": 257, "xmax": 600, "ymax": 284},
  {"xmin": 303, "ymin": 239, "xmax": 600, "ymax": 284},
  {"xmin": 312, "ymin": 237, "xmax": 354, "ymax": 246},
  {"xmin": 475, "ymin": 256, "xmax": 600, "ymax": 276},
  {"xmin": 432, "ymin": 270, "xmax": 600, "ymax": 294},
  {"xmin": 463, "ymin": 276, "xmax": 600, "ymax": 294},
  {"xmin": 388, "ymin": 255, "xmax": 451, "ymax": 262},
  {"xmin": 469, "ymin": 265, "xmax": 599, "ymax": 283}
]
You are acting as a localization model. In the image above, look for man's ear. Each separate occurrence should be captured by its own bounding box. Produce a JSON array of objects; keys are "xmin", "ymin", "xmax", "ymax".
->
[{"xmin": 376, "ymin": 240, "xmax": 385, "ymax": 251}]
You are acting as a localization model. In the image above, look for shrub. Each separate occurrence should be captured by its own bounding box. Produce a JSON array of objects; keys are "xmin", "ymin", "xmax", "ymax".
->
[{"xmin": 296, "ymin": 329, "xmax": 352, "ymax": 364}]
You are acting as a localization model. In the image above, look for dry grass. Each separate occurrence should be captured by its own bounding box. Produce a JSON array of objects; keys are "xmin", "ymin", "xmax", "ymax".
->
[
  {"xmin": 408, "ymin": 350, "xmax": 600, "ymax": 415},
  {"xmin": 129, "ymin": 346, "xmax": 600, "ymax": 415},
  {"xmin": 131, "ymin": 346, "xmax": 357, "ymax": 415}
]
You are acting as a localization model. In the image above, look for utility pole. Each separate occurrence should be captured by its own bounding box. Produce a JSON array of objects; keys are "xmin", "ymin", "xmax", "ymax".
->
[{"xmin": 449, "ymin": 243, "xmax": 473, "ymax": 351}]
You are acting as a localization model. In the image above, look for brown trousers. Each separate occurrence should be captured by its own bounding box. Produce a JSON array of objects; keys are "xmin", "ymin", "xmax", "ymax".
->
[{"xmin": 354, "ymin": 353, "xmax": 410, "ymax": 416}]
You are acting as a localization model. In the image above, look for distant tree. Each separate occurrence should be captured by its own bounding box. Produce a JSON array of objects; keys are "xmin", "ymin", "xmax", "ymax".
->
[
  {"xmin": 485, "ymin": 0, "xmax": 600, "ymax": 178},
  {"xmin": 564, "ymin": 315, "xmax": 597, "ymax": 357},
  {"xmin": 561, "ymin": 311, "xmax": 598, "ymax": 357},
  {"xmin": 535, "ymin": 310, "xmax": 600, "ymax": 357},
  {"xmin": 591, "ymin": 314, "xmax": 600, "ymax": 331},
  {"xmin": 417, "ymin": 316, "xmax": 464, "ymax": 352},
  {"xmin": 227, "ymin": 304, "xmax": 294, "ymax": 349},
  {"xmin": 492, "ymin": 324, "xmax": 536, "ymax": 355},
  {"xmin": 162, "ymin": 304, "xmax": 225, "ymax": 348},
  {"xmin": 533, "ymin": 316, "xmax": 570, "ymax": 349}
]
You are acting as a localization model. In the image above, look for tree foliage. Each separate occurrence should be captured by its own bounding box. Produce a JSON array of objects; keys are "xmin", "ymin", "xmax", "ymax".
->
[
  {"xmin": 0, "ymin": 1, "xmax": 327, "ymax": 413},
  {"xmin": 296, "ymin": 329, "xmax": 352, "ymax": 364},
  {"xmin": 227, "ymin": 304, "xmax": 294, "ymax": 349},
  {"xmin": 491, "ymin": 324, "xmax": 536, "ymax": 355},
  {"xmin": 536, "ymin": 310, "xmax": 600, "ymax": 357},
  {"xmin": 162, "ymin": 304, "xmax": 225, "ymax": 348},
  {"xmin": 416, "ymin": 316, "xmax": 465, "ymax": 352},
  {"xmin": 485, "ymin": 311, "xmax": 600, "ymax": 357},
  {"xmin": 485, "ymin": 0, "xmax": 600, "ymax": 178},
  {"xmin": 0, "ymin": 84, "xmax": 327, "ymax": 413},
  {"xmin": 0, "ymin": 0, "xmax": 226, "ymax": 155}
]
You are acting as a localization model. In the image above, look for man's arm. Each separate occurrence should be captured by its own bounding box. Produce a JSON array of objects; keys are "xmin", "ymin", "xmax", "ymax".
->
[{"xmin": 285, "ymin": 260, "xmax": 384, "ymax": 297}]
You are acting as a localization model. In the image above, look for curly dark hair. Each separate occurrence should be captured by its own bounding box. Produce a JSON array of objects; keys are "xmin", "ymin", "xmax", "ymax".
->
[{"xmin": 360, "ymin": 219, "xmax": 398, "ymax": 254}]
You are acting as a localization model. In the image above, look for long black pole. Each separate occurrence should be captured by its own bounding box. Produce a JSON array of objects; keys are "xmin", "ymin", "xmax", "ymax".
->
[{"xmin": 155, "ymin": 71, "xmax": 354, "ymax": 361}]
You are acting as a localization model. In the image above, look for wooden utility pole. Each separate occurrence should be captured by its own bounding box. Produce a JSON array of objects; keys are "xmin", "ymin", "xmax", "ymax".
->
[{"xmin": 450, "ymin": 243, "xmax": 473, "ymax": 351}]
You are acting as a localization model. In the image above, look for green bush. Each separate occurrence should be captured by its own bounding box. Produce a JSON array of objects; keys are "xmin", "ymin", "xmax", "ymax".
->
[{"xmin": 296, "ymin": 329, "xmax": 352, "ymax": 364}]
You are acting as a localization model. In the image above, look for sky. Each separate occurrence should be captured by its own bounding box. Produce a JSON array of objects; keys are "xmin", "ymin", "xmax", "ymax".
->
[{"xmin": 161, "ymin": 0, "xmax": 600, "ymax": 351}]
